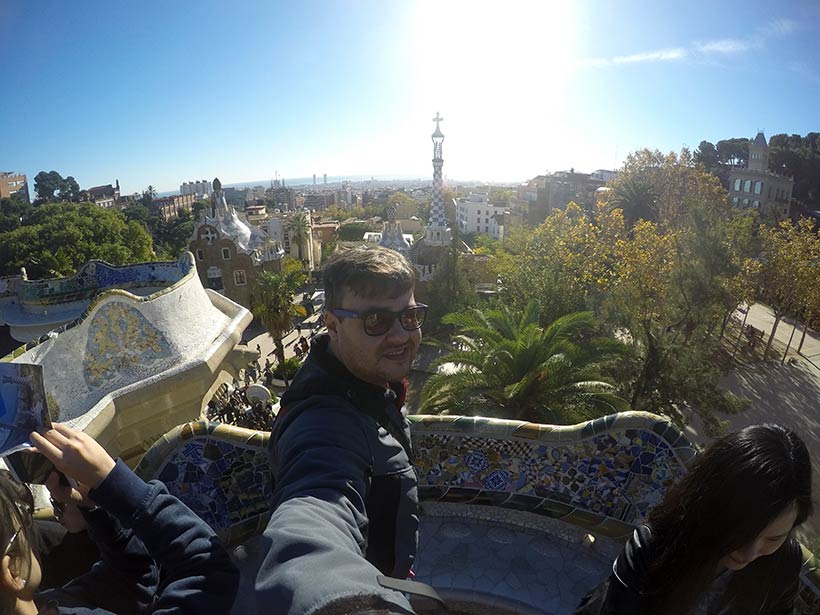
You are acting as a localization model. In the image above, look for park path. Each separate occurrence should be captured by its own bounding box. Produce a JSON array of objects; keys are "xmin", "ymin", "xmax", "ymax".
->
[{"xmin": 686, "ymin": 303, "xmax": 820, "ymax": 544}]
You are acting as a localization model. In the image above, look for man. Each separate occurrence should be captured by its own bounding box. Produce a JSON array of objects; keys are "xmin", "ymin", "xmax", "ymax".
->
[{"xmin": 256, "ymin": 246, "xmax": 426, "ymax": 615}]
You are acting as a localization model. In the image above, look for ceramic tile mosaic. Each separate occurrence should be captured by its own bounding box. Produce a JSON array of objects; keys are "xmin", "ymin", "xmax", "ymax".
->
[
  {"xmin": 413, "ymin": 426, "xmax": 683, "ymax": 526},
  {"xmin": 19, "ymin": 258, "xmax": 189, "ymax": 303},
  {"xmin": 136, "ymin": 421, "xmax": 272, "ymax": 542},
  {"xmin": 83, "ymin": 302, "xmax": 173, "ymax": 388},
  {"xmin": 133, "ymin": 414, "xmax": 820, "ymax": 604}
]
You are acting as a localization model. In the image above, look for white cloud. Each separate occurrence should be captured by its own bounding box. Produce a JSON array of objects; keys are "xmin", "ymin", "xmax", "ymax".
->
[
  {"xmin": 580, "ymin": 47, "xmax": 687, "ymax": 68},
  {"xmin": 582, "ymin": 16, "xmax": 800, "ymax": 69},
  {"xmin": 759, "ymin": 18, "xmax": 798, "ymax": 38},
  {"xmin": 694, "ymin": 39, "xmax": 750, "ymax": 54}
]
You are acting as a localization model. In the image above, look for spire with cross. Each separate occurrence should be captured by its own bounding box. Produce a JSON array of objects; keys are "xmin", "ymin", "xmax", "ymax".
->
[{"xmin": 425, "ymin": 111, "xmax": 451, "ymax": 246}]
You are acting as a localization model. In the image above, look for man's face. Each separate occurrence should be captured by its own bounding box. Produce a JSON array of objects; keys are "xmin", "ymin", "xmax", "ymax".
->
[{"xmin": 326, "ymin": 287, "xmax": 421, "ymax": 385}]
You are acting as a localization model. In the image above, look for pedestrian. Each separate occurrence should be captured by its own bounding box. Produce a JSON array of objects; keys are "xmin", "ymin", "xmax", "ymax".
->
[
  {"xmin": 255, "ymin": 245, "xmax": 435, "ymax": 614},
  {"xmin": 574, "ymin": 424, "xmax": 812, "ymax": 615}
]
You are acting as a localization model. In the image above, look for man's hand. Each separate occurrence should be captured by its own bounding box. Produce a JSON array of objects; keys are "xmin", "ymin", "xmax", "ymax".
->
[{"xmin": 31, "ymin": 423, "xmax": 116, "ymax": 491}]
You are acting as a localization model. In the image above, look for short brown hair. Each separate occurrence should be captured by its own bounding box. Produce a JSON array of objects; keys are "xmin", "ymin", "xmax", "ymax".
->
[{"xmin": 323, "ymin": 246, "xmax": 416, "ymax": 310}]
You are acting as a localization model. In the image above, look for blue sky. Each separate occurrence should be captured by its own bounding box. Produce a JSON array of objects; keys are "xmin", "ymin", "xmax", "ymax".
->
[{"xmin": 1, "ymin": 0, "xmax": 819, "ymax": 195}]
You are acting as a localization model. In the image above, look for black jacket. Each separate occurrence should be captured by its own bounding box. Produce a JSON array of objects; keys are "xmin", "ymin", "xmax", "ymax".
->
[
  {"xmin": 577, "ymin": 525, "xmax": 802, "ymax": 615},
  {"xmin": 254, "ymin": 334, "xmax": 418, "ymax": 615}
]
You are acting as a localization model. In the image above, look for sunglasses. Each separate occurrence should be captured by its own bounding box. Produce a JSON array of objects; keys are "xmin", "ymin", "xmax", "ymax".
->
[{"xmin": 329, "ymin": 303, "xmax": 428, "ymax": 336}]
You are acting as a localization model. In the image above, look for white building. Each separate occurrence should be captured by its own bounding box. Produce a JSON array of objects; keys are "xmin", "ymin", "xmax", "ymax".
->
[
  {"xmin": 181, "ymin": 180, "xmax": 213, "ymax": 197},
  {"xmin": 590, "ymin": 169, "xmax": 618, "ymax": 183},
  {"xmin": 455, "ymin": 192, "xmax": 509, "ymax": 240},
  {"xmin": 267, "ymin": 211, "xmax": 321, "ymax": 270}
]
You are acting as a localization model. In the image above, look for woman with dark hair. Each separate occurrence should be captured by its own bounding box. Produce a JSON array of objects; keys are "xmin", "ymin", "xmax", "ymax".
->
[
  {"xmin": 0, "ymin": 423, "xmax": 238, "ymax": 614},
  {"xmin": 575, "ymin": 423, "xmax": 813, "ymax": 615}
]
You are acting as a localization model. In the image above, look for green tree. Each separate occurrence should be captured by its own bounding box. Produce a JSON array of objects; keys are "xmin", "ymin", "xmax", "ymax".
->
[
  {"xmin": 34, "ymin": 171, "xmax": 73, "ymax": 202},
  {"xmin": 251, "ymin": 258, "xmax": 307, "ymax": 383},
  {"xmin": 758, "ymin": 218, "xmax": 820, "ymax": 360},
  {"xmin": 609, "ymin": 174, "xmax": 658, "ymax": 228},
  {"xmin": 337, "ymin": 222, "xmax": 372, "ymax": 241},
  {"xmin": 0, "ymin": 197, "xmax": 34, "ymax": 233},
  {"xmin": 420, "ymin": 302, "xmax": 630, "ymax": 423},
  {"xmin": 423, "ymin": 226, "xmax": 477, "ymax": 331},
  {"xmin": 155, "ymin": 210, "xmax": 195, "ymax": 258},
  {"xmin": 0, "ymin": 202, "xmax": 154, "ymax": 277},
  {"xmin": 287, "ymin": 211, "xmax": 311, "ymax": 267},
  {"xmin": 140, "ymin": 185, "xmax": 157, "ymax": 208}
]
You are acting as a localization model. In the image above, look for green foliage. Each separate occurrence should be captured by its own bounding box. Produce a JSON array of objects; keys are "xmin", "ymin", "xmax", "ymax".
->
[
  {"xmin": 768, "ymin": 132, "xmax": 820, "ymax": 208},
  {"xmin": 251, "ymin": 258, "xmax": 308, "ymax": 379},
  {"xmin": 0, "ymin": 202, "xmax": 155, "ymax": 277},
  {"xmin": 273, "ymin": 356, "xmax": 302, "ymax": 380},
  {"xmin": 337, "ymin": 222, "xmax": 372, "ymax": 241},
  {"xmin": 0, "ymin": 197, "xmax": 34, "ymax": 233},
  {"xmin": 287, "ymin": 211, "xmax": 311, "ymax": 264},
  {"xmin": 488, "ymin": 187, "xmax": 516, "ymax": 203},
  {"xmin": 34, "ymin": 171, "xmax": 81, "ymax": 202},
  {"xmin": 421, "ymin": 302, "xmax": 630, "ymax": 423},
  {"xmin": 154, "ymin": 210, "xmax": 195, "ymax": 259}
]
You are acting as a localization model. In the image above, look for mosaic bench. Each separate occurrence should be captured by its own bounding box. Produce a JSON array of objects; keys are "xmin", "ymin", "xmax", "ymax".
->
[{"xmin": 133, "ymin": 412, "xmax": 820, "ymax": 610}]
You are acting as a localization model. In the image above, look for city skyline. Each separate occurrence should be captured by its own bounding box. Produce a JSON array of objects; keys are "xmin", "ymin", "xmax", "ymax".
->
[{"xmin": 2, "ymin": 0, "xmax": 820, "ymax": 195}]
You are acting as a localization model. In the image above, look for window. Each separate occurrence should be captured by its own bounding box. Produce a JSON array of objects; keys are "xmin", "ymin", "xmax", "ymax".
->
[
  {"xmin": 732, "ymin": 196, "xmax": 739, "ymax": 205},
  {"xmin": 196, "ymin": 249, "xmax": 204, "ymax": 260},
  {"xmin": 753, "ymin": 200, "xmax": 760, "ymax": 209},
  {"xmin": 733, "ymin": 178, "xmax": 741, "ymax": 191},
  {"xmin": 754, "ymin": 181, "xmax": 762, "ymax": 195},
  {"xmin": 742, "ymin": 198, "xmax": 749, "ymax": 207},
  {"xmin": 233, "ymin": 270, "xmax": 247, "ymax": 286},
  {"xmin": 206, "ymin": 266, "xmax": 223, "ymax": 291},
  {"xmin": 221, "ymin": 247, "xmax": 231, "ymax": 260},
  {"xmin": 743, "ymin": 179, "xmax": 752, "ymax": 193}
]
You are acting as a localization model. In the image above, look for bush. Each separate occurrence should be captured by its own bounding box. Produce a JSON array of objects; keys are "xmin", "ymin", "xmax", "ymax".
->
[{"xmin": 273, "ymin": 357, "xmax": 302, "ymax": 380}]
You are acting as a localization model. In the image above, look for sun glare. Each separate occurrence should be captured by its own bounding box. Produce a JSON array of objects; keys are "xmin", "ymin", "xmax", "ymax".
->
[{"xmin": 408, "ymin": 1, "xmax": 576, "ymax": 180}]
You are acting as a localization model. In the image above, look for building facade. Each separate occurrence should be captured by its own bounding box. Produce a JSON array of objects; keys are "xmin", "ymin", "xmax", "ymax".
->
[
  {"xmin": 728, "ymin": 132, "xmax": 793, "ymax": 221},
  {"xmin": 189, "ymin": 178, "xmax": 284, "ymax": 309},
  {"xmin": 86, "ymin": 181, "xmax": 121, "ymax": 209},
  {"xmin": 0, "ymin": 172, "xmax": 29, "ymax": 202},
  {"xmin": 528, "ymin": 171, "xmax": 606, "ymax": 226},
  {"xmin": 152, "ymin": 192, "xmax": 197, "ymax": 222},
  {"xmin": 181, "ymin": 179, "xmax": 213, "ymax": 197},
  {"xmin": 455, "ymin": 192, "xmax": 509, "ymax": 239}
]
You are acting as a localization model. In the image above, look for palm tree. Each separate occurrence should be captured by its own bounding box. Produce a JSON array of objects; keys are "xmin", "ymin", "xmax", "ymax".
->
[
  {"xmin": 287, "ymin": 211, "xmax": 311, "ymax": 268},
  {"xmin": 612, "ymin": 175, "xmax": 658, "ymax": 229},
  {"xmin": 251, "ymin": 258, "xmax": 307, "ymax": 385},
  {"xmin": 420, "ymin": 301, "xmax": 630, "ymax": 423}
]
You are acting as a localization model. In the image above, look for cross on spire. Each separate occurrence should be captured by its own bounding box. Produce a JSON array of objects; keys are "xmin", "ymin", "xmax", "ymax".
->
[{"xmin": 433, "ymin": 112, "xmax": 443, "ymax": 130}]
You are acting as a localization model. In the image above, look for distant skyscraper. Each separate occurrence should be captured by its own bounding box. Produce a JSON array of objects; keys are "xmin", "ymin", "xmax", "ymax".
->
[
  {"xmin": 313, "ymin": 174, "xmax": 316, "ymax": 185},
  {"xmin": 323, "ymin": 173, "xmax": 327, "ymax": 185},
  {"xmin": 424, "ymin": 112, "xmax": 451, "ymax": 246}
]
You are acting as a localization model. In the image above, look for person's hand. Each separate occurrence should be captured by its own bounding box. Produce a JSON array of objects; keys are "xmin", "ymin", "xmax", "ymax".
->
[
  {"xmin": 45, "ymin": 470, "xmax": 95, "ymax": 509},
  {"xmin": 31, "ymin": 423, "xmax": 116, "ymax": 491}
]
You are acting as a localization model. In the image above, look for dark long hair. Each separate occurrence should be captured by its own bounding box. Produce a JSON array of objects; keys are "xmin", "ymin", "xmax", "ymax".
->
[
  {"xmin": 645, "ymin": 424, "xmax": 812, "ymax": 614},
  {"xmin": 0, "ymin": 469, "xmax": 34, "ymax": 612}
]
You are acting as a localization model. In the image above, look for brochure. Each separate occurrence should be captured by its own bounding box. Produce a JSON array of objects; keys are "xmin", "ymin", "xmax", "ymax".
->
[{"xmin": 0, "ymin": 363, "xmax": 52, "ymax": 457}]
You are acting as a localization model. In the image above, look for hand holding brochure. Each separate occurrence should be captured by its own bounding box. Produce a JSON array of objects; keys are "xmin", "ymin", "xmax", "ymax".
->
[{"xmin": 0, "ymin": 363, "xmax": 52, "ymax": 457}]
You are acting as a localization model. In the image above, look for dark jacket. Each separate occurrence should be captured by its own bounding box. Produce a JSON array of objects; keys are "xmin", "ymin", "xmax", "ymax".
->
[
  {"xmin": 255, "ymin": 334, "xmax": 418, "ymax": 615},
  {"xmin": 36, "ymin": 460, "xmax": 239, "ymax": 615},
  {"xmin": 577, "ymin": 524, "xmax": 802, "ymax": 615}
]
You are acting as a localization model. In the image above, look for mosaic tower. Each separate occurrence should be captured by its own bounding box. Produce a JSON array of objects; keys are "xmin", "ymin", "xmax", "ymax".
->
[{"xmin": 424, "ymin": 112, "xmax": 451, "ymax": 246}]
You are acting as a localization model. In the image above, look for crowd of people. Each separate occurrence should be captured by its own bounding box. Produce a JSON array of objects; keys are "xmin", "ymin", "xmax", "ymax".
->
[
  {"xmin": 205, "ymin": 379, "xmax": 277, "ymax": 431},
  {"xmin": 0, "ymin": 246, "xmax": 814, "ymax": 615}
]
